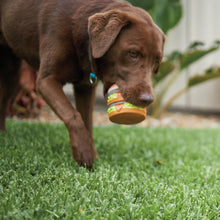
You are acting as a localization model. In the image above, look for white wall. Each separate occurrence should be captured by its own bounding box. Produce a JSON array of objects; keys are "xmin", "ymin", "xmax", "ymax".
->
[{"xmin": 164, "ymin": 0, "xmax": 220, "ymax": 111}]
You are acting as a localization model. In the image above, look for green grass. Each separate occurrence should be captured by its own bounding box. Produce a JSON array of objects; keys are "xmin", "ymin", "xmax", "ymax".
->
[{"xmin": 0, "ymin": 120, "xmax": 220, "ymax": 219}]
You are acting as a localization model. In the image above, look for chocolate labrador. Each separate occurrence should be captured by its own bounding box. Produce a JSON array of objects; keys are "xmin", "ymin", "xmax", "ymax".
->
[{"xmin": 0, "ymin": 0, "xmax": 165, "ymax": 168}]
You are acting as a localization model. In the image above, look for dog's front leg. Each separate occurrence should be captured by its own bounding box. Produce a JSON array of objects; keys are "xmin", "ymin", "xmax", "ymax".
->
[
  {"xmin": 74, "ymin": 84, "xmax": 96, "ymax": 134},
  {"xmin": 74, "ymin": 84, "xmax": 98, "ymax": 158},
  {"xmin": 36, "ymin": 75, "xmax": 96, "ymax": 168}
]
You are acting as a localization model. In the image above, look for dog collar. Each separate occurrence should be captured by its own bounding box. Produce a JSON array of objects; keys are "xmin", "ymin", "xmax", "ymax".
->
[{"xmin": 89, "ymin": 56, "xmax": 97, "ymax": 85}]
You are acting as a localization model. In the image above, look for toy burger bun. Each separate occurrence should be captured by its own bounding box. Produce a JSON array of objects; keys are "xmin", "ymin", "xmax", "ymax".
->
[{"xmin": 107, "ymin": 84, "xmax": 147, "ymax": 125}]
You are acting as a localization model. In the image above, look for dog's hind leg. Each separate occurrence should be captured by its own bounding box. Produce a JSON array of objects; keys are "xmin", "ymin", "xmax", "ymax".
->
[{"xmin": 0, "ymin": 45, "xmax": 21, "ymax": 131}]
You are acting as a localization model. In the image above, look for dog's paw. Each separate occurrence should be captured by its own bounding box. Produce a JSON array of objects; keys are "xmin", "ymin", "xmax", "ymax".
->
[
  {"xmin": 72, "ymin": 145, "xmax": 96, "ymax": 169},
  {"xmin": 70, "ymin": 129, "xmax": 97, "ymax": 169}
]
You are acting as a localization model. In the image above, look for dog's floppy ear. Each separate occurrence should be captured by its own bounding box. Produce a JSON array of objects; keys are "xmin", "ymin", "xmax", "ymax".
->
[{"xmin": 88, "ymin": 10, "xmax": 129, "ymax": 58}]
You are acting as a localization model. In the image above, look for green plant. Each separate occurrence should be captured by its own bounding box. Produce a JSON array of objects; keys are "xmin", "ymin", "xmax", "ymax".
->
[
  {"xmin": 126, "ymin": 0, "xmax": 183, "ymax": 34},
  {"xmin": 151, "ymin": 41, "xmax": 220, "ymax": 117}
]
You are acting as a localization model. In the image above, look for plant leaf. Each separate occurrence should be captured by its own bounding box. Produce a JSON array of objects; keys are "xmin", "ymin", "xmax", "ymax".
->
[
  {"xmin": 188, "ymin": 67, "xmax": 220, "ymax": 87},
  {"xmin": 126, "ymin": 0, "xmax": 183, "ymax": 34},
  {"xmin": 153, "ymin": 60, "xmax": 175, "ymax": 86},
  {"xmin": 180, "ymin": 44, "xmax": 220, "ymax": 70},
  {"xmin": 126, "ymin": 0, "xmax": 155, "ymax": 11},
  {"xmin": 151, "ymin": 0, "xmax": 182, "ymax": 34},
  {"xmin": 187, "ymin": 41, "xmax": 205, "ymax": 50},
  {"xmin": 153, "ymin": 50, "xmax": 181, "ymax": 86}
]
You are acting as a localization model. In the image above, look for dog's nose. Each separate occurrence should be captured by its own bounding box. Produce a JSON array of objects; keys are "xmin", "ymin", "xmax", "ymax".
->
[{"xmin": 139, "ymin": 93, "xmax": 154, "ymax": 106}]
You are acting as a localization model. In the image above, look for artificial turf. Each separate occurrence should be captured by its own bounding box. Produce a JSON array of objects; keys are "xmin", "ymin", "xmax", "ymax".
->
[{"xmin": 0, "ymin": 120, "xmax": 220, "ymax": 219}]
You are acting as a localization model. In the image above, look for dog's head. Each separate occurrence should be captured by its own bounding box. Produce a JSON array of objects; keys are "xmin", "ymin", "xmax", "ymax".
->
[{"xmin": 88, "ymin": 6, "xmax": 165, "ymax": 107}]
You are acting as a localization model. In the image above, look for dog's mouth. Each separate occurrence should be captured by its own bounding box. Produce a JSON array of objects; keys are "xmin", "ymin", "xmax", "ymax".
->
[
  {"xmin": 103, "ymin": 81, "xmax": 154, "ymax": 108},
  {"xmin": 103, "ymin": 82, "xmax": 115, "ymax": 101}
]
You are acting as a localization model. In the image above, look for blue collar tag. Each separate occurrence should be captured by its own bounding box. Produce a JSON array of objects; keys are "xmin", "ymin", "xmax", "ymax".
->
[{"xmin": 90, "ymin": 72, "xmax": 97, "ymax": 85}]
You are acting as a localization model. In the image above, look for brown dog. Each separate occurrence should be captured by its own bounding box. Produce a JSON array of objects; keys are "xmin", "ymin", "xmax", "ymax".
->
[{"xmin": 0, "ymin": 0, "xmax": 165, "ymax": 168}]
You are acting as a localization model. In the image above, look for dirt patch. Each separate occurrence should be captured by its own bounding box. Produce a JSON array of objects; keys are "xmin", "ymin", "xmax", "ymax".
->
[
  {"xmin": 92, "ymin": 111, "xmax": 220, "ymax": 128},
  {"xmin": 11, "ymin": 105, "xmax": 220, "ymax": 128}
]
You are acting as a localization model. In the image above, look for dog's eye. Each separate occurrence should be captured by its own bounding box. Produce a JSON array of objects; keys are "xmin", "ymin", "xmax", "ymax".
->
[{"xmin": 129, "ymin": 51, "xmax": 138, "ymax": 59}]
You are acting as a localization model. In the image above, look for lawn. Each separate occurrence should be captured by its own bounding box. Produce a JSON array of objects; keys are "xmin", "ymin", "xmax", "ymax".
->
[{"xmin": 0, "ymin": 120, "xmax": 220, "ymax": 219}]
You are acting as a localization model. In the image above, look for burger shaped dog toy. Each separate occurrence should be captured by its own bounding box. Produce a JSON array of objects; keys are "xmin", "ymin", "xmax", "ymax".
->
[{"xmin": 107, "ymin": 84, "xmax": 147, "ymax": 125}]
